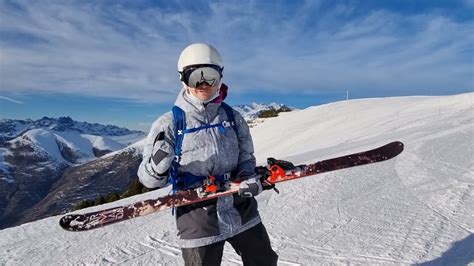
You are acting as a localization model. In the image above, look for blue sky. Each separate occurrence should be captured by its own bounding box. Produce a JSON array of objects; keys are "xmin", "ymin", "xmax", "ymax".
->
[{"xmin": 0, "ymin": 0, "xmax": 473, "ymax": 131}]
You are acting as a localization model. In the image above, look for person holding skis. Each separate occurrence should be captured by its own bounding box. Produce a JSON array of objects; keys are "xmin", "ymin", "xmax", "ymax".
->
[{"xmin": 138, "ymin": 43, "xmax": 278, "ymax": 266}]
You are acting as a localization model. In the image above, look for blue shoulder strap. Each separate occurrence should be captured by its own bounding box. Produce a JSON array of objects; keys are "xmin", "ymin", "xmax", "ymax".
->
[{"xmin": 170, "ymin": 106, "xmax": 185, "ymax": 193}]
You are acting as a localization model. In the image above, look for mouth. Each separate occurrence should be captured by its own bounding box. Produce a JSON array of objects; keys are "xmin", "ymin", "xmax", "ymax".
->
[{"xmin": 194, "ymin": 86, "xmax": 213, "ymax": 92}]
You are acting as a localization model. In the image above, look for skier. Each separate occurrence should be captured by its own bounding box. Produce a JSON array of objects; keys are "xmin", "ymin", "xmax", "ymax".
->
[{"xmin": 137, "ymin": 43, "xmax": 278, "ymax": 266}]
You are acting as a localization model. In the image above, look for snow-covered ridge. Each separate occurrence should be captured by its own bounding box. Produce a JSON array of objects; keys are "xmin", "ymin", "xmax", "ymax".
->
[
  {"xmin": 0, "ymin": 128, "xmax": 129, "ymax": 186},
  {"xmin": 251, "ymin": 93, "xmax": 474, "ymax": 162},
  {"xmin": 20, "ymin": 129, "xmax": 126, "ymax": 164},
  {"xmin": 0, "ymin": 116, "xmax": 145, "ymax": 140}
]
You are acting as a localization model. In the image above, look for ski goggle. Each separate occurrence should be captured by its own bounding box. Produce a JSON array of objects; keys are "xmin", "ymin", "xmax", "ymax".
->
[{"xmin": 180, "ymin": 64, "xmax": 223, "ymax": 88}]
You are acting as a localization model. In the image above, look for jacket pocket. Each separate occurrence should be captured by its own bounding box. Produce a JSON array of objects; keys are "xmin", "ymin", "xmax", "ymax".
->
[
  {"xmin": 233, "ymin": 195, "xmax": 259, "ymax": 225},
  {"xmin": 176, "ymin": 199, "xmax": 220, "ymax": 239}
]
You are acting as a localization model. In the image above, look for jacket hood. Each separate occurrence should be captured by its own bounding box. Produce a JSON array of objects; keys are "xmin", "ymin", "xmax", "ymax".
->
[{"xmin": 211, "ymin": 83, "xmax": 228, "ymax": 104}]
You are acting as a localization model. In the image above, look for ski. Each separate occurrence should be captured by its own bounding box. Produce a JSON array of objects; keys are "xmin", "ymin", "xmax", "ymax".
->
[{"xmin": 59, "ymin": 141, "xmax": 404, "ymax": 231}]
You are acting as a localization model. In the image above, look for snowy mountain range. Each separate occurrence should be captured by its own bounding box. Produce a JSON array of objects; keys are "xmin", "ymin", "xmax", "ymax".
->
[
  {"xmin": 0, "ymin": 116, "xmax": 144, "ymax": 140},
  {"xmin": 0, "ymin": 103, "xmax": 290, "ymax": 230},
  {"xmin": 1, "ymin": 93, "xmax": 472, "ymax": 265},
  {"xmin": 0, "ymin": 127, "xmax": 144, "ymax": 230}
]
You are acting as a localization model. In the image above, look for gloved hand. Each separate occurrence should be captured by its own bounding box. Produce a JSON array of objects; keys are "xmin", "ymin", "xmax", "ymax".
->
[{"xmin": 238, "ymin": 176, "xmax": 263, "ymax": 197}]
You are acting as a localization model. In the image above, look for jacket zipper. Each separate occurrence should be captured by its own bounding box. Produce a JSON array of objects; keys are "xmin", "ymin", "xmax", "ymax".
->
[
  {"xmin": 204, "ymin": 105, "xmax": 220, "ymax": 173},
  {"xmin": 204, "ymin": 105, "xmax": 236, "ymax": 233}
]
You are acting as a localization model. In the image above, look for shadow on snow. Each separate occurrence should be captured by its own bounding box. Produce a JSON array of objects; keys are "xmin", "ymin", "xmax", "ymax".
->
[{"xmin": 419, "ymin": 233, "xmax": 474, "ymax": 266}]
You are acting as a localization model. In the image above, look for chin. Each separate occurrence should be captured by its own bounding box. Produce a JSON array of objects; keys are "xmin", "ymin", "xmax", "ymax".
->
[{"xmin": 199, "ymin": 94, "xmax": 212, "ymax": 100}]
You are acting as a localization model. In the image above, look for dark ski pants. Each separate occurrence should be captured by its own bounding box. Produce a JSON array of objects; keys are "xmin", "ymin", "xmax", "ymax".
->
[{"xmin": 181, "ymin": 222, "xmax": 278, "ymax": 266}]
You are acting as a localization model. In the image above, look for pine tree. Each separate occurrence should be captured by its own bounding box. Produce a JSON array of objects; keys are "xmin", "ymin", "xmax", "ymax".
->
[{"xmin": 105, "ymin": 192, "xmax": 120, "ymax": 203}]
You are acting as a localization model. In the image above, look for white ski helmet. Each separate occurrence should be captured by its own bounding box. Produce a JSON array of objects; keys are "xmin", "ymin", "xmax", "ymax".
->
[{"xmin": 177, "ymin": 43, "xmax": 224, "ymax": 71}]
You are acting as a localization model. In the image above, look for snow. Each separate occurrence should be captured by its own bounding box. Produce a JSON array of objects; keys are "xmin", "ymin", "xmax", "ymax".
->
[
  {"xmin": 102, "ymin": 138, "xmax": 145, "ymax": 159},
  {"xmin": 0, "ymin": 93, "xmax": 473, "ymax": 265},
  {"xmin": 23, "ymin": 129, "xmax": 65, "ymax": 162},
  {"xmin": 82, "ymin": 134, "xmax": 126, "ymax": 153}
]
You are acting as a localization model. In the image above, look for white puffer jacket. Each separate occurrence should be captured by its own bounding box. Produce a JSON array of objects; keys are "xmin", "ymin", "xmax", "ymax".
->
[{"xmin": 138, "ymin": 84, "xmax": 261, "ymax": 248}]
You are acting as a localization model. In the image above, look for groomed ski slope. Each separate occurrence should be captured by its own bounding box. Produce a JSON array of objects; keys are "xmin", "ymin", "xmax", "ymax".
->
[{"xmin": 1, "ymin": 93, "xmax": 472, "ymax": 265}]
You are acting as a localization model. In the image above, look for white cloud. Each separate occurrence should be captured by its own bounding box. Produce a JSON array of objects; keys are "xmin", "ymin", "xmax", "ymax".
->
[
  {"xmin": 0, "ymin": 96, "xmax": 24, "ymax": 104},
  {"xmin": 0, "ymin": 1, "xmax": 472, "ymax": 102}
]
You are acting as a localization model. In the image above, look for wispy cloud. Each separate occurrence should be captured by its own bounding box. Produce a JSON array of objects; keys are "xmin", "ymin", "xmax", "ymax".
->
[
  {"xmin": 0, "ymin": 96, "xmax": 24, "ymax": 104},
  {"xmin": 0, "ymin": 0, "xmax": 472, "ymax": 102}
]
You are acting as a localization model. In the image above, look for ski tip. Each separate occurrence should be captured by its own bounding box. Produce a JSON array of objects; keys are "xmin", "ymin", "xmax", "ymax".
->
[
  {"xmin": 59, "ymin": 215, "xmax": 78, "ymax": 232},
  {"xmin": 392, "ymin": 140, "xmax": 404, "ymax": 148},
  {"xmin": 59, "ymin": 216, "xmax": 71, "ymax": 229},
  {"xmin": 394, "ymin": 141, "xmax": 404, "ymax": 149},
  {"xmin": 386, "ymin": 141, "xmax": 404, "ymax": 156}
]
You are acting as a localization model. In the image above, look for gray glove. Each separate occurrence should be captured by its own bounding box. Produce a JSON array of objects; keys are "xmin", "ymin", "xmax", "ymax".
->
[{"xmin": 238, "ymin": 176, "xmax": 263, "ymax": 197}]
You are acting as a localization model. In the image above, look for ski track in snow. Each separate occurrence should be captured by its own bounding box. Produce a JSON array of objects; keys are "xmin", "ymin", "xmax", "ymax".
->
[{"xmin": 0, "ymin": 93, "xmax": 473, "ymax": 265}]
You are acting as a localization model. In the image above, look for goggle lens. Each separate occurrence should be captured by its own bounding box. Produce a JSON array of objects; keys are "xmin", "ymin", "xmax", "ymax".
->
[{"xmin": 181, "ymin": 64, "xmax": 222, "ymax": 88}]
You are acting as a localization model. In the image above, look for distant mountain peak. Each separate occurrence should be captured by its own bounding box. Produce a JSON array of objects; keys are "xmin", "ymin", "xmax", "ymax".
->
[{"xmin": 233, "ymin": 102, "xmax": 295, "ymax": 122}]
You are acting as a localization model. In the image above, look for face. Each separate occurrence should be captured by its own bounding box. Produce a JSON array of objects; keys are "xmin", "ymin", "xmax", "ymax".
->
[
  {"xmin": 181, "ymin": 64, "xmax": 222, "ymax": 102},
  {"xmin": 188, "ymin": 83, "xmax": 219, "ymax": 102}
]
